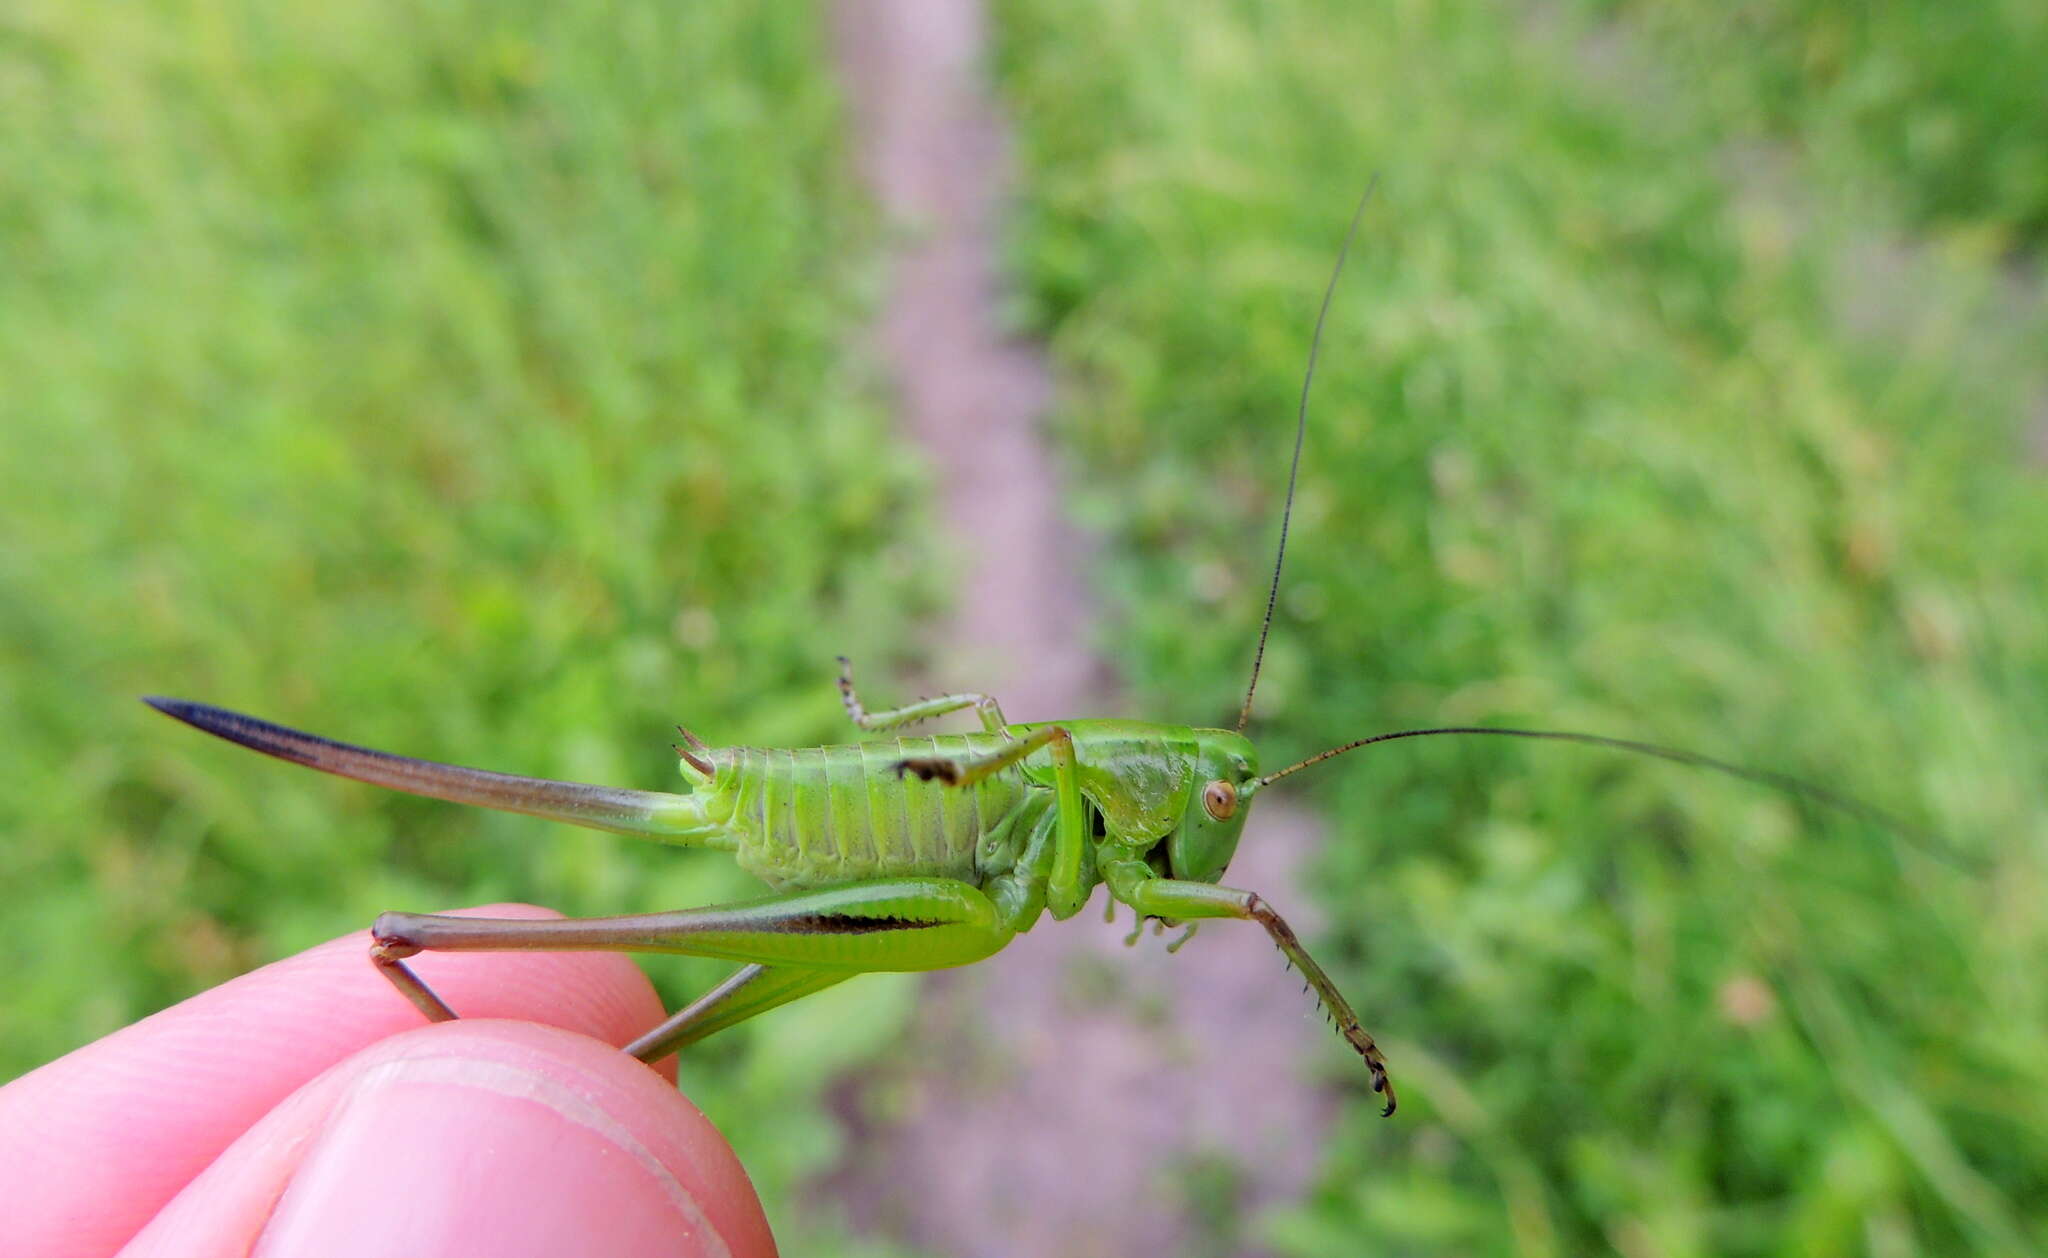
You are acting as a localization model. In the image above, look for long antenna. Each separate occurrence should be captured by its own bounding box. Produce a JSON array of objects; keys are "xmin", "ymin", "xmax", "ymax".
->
[
  {"xmin": 1254, "ymin": 724, "xmax": 1978, "ymax": 872},
  {"xmin": 1239, "ymin": 177, "xmax": 1380, "ymax": 732}
]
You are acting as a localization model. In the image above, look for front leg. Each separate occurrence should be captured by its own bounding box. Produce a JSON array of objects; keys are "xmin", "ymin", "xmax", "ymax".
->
[{"xmin": 1105, "ymin": 860, "xmax": 1396, "ymax": 1115}]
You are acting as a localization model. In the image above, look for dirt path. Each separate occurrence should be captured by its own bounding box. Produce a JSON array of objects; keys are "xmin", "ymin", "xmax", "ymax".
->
[{"xmin": 826, "ymin": 5, "xmax": 1337, "ymax": 1254}]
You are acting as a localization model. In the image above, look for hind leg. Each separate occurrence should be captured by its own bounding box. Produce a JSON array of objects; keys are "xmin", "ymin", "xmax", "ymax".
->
[{"xmin": 370, "ymin": 877, "xmax": 1014, "ymax": 1035}]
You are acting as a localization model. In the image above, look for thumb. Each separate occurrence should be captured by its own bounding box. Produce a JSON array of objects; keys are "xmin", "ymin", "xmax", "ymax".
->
[{"xmin": 125, "ymin": 1021, "xmax": 776, "ymax": 1258}]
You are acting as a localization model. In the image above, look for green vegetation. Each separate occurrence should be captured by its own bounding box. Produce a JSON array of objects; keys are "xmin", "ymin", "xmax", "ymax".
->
[
  {"xmin": 1600, "ymin": 0, "xmax": 2048, "ymax": 251},
  {"xmin": 996, "ymin": 0, "xmax": 2048, "ymax": 1253},
  {"xmin": 0, "ymin": 0, "xmax": 930, "ymax": 1238}
]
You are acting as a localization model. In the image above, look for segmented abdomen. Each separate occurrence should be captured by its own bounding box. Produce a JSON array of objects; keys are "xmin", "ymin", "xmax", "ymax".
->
[{"xmin": 704, "ymin": 736, "xmax": 1034, "ymax": 891}]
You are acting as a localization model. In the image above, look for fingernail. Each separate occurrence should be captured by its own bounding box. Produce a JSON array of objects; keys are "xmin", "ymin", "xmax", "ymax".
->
[{"xmin": 255, "ymin": 1051, "xmax": 736, "ymax": 1258}]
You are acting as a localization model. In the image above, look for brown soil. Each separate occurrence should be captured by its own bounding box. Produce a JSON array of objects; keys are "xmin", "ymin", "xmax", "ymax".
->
[{"xmin": 824, "ymin": 5, "xmax": 1337, "ymax": 1254}]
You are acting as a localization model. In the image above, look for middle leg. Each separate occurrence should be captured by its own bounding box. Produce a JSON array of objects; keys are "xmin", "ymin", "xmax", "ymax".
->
[{"xmin": 894, "ymin": 724, "xmax": 1092, "ymax": 919}]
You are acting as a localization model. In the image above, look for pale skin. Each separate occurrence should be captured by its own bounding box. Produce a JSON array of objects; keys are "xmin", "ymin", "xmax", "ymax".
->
[{"xmin": 0, "ymin": 906, "xmax": 777, "ymax": 1258}]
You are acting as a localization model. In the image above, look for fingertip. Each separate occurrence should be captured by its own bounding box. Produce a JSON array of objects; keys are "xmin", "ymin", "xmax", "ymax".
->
[
  {"xmin": 131, "ymin": 1022, "xmax": 774, "ymax": 1258},
  {"xmin": 263, "ymin": 1023, "xmax": 774, "ymax": 1258},
  {"xmin": 0, "ymin": 903, "xmax": 680, "ymax": 1257}
]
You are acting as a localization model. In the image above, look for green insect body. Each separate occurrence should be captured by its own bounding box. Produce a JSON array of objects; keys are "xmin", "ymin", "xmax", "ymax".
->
[
  {"xmin": 704, "ymin": 721, "xmax": 1245, "ymax": 889},
  {"xmin": 143, "ymin": 687, "xmax": 1381, "ymax": 1101},
  {"xmin": 691, "ymin": 718, "xmax": 1258, "ymax": 919}
]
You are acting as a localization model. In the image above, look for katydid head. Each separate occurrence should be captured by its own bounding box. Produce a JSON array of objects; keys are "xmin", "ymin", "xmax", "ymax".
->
[{"xmin": 1167, "ymin": 728, "xmax": 1259, "ymax": 883}]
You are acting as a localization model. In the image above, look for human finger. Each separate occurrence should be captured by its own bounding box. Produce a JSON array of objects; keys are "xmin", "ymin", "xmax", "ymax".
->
[
  {"xmin": 0, "ymin": 904, "xmax": 669, "ymax": 1258},
  {"xmin": 120, "ymin": 1019, "xmax": 774, "ymax": 1258}
]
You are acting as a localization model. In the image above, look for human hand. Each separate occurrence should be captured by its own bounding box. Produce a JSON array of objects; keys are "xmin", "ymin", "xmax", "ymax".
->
[{"xmin": 0, "ymin": 904, "xmax": 777, "ymax": 1258}]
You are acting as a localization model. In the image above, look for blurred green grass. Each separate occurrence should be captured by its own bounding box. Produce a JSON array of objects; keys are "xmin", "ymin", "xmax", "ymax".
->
[
  {"xmin": 997, "ymin": 0, "xmax": 2048, "ymax": 1253},
  {"xmin": 0, "ymin": 0, "xmax": 933, "ymax": 1239},
  {"xmin": 1593, "ymin": 0, "xmax": 2048, "ymax": 253}
]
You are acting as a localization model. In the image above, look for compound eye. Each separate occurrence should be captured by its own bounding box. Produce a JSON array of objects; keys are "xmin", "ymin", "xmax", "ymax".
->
[{"xmin": 1201, "ymin": 779, "xmax": 1238, "ymax": 821}]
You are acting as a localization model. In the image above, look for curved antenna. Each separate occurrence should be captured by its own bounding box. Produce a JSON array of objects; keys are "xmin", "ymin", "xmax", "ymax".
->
[
  {"xmin": 144, "ymin": 697, "xmax": 705, "ymax": 839},
  {"xmin": 1239, "ymin": 177, "xmax": 1381, "ymax": 731},
  {"xmin": 1254, "ymin": 724, "xmax": 1978, "ymax": 872}
]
